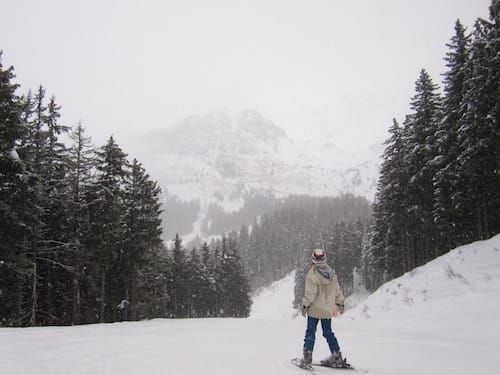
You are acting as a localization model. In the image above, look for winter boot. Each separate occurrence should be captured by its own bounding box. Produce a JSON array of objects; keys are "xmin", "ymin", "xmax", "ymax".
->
[
  {"xmin": 320, "ymin": 351, "xmax": 346, "ymax": 368},
  {"xmin": 299, "ymin": 348, "xmax": 313, "ymax": 369}
]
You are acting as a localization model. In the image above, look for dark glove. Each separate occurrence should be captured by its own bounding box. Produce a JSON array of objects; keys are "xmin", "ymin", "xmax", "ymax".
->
[
  {"xmin": 301, "ymin": 305, "xmax": 308, "ymax": 317},
  {"xmin": 336, "ymin": 304, "xmax": 344, "ymax": 314}
]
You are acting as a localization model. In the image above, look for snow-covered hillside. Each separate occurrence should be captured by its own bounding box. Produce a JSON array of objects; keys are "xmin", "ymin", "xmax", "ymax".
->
[
  {"xmin": 249, "ymin": 271, "xmax": 298, "ymax": 320},
  {"xmin": 136, "ymin": 110, "xmax": 380, "ymax": 203},
  {"xmin": 127, "ymin": 110, "xmax": 380, "ymax": 240},
  {"xmin": 2, "ymin": 234, "xmax": 499, "ymax": 375}
]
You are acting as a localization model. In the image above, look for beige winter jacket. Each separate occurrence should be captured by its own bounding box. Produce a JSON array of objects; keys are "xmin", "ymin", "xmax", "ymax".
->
[{"xmin": 302, "ymin": 264, "xmax": 344, "ymax": 319}]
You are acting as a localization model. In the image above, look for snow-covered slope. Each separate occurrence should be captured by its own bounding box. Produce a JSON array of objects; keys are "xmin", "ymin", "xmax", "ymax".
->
[
  {"xmin": 249, "ymin": 271, "xmax": 298, "ymax": 320},
  {"xmin": 128, "ymin": 110, "xmax": 380, "ymax": 239},
  {"xmin": 137, "ymin": 110, "xmax": 380, "ymax": 203},
  {"xmin": 346, "ymin": 234, "xmax": 500, "ymax": 322},
  {"xmin": 2, "ymin": 234, "xmax": 499, "ymax": 375}
]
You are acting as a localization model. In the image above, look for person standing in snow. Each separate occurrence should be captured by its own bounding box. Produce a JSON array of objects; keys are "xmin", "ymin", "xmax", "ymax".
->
[
  {"xmin": 116, "ymin": 297, "xmax": 130, "ymax": 321},
  {"xmin": 299, "ymin": 248, "xmax": 346, "ymax": 368}
]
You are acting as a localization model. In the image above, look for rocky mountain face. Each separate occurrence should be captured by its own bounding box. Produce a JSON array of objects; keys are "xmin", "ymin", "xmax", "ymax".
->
[{"xmin": 130, "ymin": 110, "xmax": 381, "ymax": 241}]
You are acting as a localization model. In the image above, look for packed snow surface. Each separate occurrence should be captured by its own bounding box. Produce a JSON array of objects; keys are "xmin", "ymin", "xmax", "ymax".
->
[{"xmin": 2, "ymin": 234, "xmax": 500, "ymax": 375}]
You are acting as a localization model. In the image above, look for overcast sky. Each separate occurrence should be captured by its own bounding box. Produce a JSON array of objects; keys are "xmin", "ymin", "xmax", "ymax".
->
[{"xmin": 0, "ymin": 0, "xmax": 492, "ymax": 152}]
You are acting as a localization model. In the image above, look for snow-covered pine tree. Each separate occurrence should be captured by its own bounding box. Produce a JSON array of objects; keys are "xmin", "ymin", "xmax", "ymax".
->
[
  {"xmin": 17, "ymin": 85, "xmax": 49, "ymax": 326},
  {"xmin": 0, "ymin": 53, "xmax": 33, "ymax": 326},
  {"xmin": 402, "ymin": 69, "xmax": 442, "ymax": 266},
  {"xmin": 167, "ymin": 233, "xmax": 190, "ymax": 318},
  {"xmin": 67, "ymin": 122, "xmax": 95, "ymax": 325},
  {"xmin": 216, "ymin": 236, "xmax": 232, "ymax": 317},
  {"xmin": 238, "ymin": 223, "xmax": 250, "ymax": 274},
  {"xmin": 223, "ymin": 237, "xmax": 251, "ymax": 317},
  {"xmin": 185, "ymin": 246, "xmax": 203, "ymax": 318},
  {"xmin": 246, "ymin": 217, "xmax": 266, "ymax": 290},
  {"xmin": 197, "ymin": 242, "xmax": 216, "ymax": 317},
  {"xmin": 433, "ymin": 20, "xmax": 472, "ymax": 253},
  {"xmin": 323, "ymin": 220, "xmax": 364, "ymax": 295},
  {"xmin": 12, "ymin": 85, "xmax": 73, "ymax": 325},
  {"xmin": 37, "ymin": 95, "xmax": 73, "ymax": 325},
  {"xmin": 132, "ymin": 244, "xmax": 169, "ymax": 320},
  {"xmin": 122, "ymin": 159, "xmax": 164, "ymax": 319},
  {"xmin": 454, "ymin": 1, "xmax": 500, "ymax": 242},
  {"xmin": 83, "ymin": 136, "xmax": 129, "ymax": 323},
  {"xmin": 371, "ymin": 119, "xmax": 411, "ymax": 282}
]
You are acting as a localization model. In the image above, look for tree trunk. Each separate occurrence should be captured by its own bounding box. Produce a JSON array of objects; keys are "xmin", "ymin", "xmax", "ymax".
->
[
  {"xmin": 30, "ymin": 261, "xmax": 37, "ymax": 326},
  {"xmin": 72, "ymin": 271, "xmax": 81, "ymax": 325},
  {"xmin": 129, "ymin": 274, "xmax": 136, "ymax": 321},
  {"xmin": 476, "ymin": 206, "xmax": 483, "ymax": 241},
  {"xmin": 47, "ymin": 266, "xmax": 53, "ymax": 325},
  {"xmin": 100, "ymin": 267, "xmax": 106, "ymax": 323}
]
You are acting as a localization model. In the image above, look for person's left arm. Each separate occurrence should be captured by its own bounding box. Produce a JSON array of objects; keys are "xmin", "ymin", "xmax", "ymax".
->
[{"xmin": 334, "ymin": 274, "xmax": 345, "ymax": 313}]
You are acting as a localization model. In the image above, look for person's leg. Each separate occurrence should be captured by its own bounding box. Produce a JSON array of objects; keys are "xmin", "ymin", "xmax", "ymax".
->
[
  {"xmin": 304, "ymin": 316, "xmax": 319, "ymax": 351},
  {"xmin": 320, "ymin": 318, "xmax": 340, "ymax": 353},
  {"xmin": 300, "ymin": 316, "xmax": 319, "ymax": 367}
]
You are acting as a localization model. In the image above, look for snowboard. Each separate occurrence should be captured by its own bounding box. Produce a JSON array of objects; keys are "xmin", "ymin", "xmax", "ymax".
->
[
  {"xmin": 314, "ymin": 358, "xmax": 353, "ymax": 370},
  {"xmin": 292, "ymin": 357, "xmax": 365, "ymax": 373},
  {"xmin": 313, "ymin": 362, "xmax": 354, "ymax": 370},
  {"xmin": 291, "ymin": 358, "xmax": 315, "ymax": 372},
  {"xmin": 313, "ymin": 361, "xmax": 368, "ymax": 373}
]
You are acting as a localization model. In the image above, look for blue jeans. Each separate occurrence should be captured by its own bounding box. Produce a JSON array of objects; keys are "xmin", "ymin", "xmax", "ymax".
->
[{"xmin": 303, "ymin": 316, "xmax": 340, "ymax": 353}]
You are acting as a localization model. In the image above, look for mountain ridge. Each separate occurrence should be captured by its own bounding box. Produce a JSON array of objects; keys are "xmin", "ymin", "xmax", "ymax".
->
[{"xmin": 127, "ymin": 110, "xmax": 381, "ymax": 239}]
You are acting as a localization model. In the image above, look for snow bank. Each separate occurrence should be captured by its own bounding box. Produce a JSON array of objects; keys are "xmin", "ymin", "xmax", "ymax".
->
[
  {"xmin": 249, "ymin": 271, "xmax": 298, "ymax": 320},
  {"xmin": 346, "ymin": 234, "xmax": 500, "ymax": 321}
]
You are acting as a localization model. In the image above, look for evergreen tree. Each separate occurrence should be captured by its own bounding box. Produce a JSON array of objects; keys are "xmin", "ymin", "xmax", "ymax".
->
[
  {"xmin": 19, "ymin": 85, "xmax": 48, "ymax": 326},
  {"xmin": 122, "ymin": 159, "xmax": 163, "ymax": 319},
  {"xmin": 403, "ymin": 70, "xmax": 442, "ymax": 266},
  {"xmin": 224, "ymin": 237, "xmax": 252, "ymax": 317},
  {"xmin": 293, "ymin": 252, "xmax": 310, "ymax": 309},
  {"xmin": 83, "ymin": 136, "xmax": 129, "ymax": 322},
  {"xmin": 371, "ymin": 119, "xmax": 411, "ymax": 282},
  {"xmin": 454, "ymin": 2, "xmax": 500, "ymax": 241},
  {"xmin": 133, "ymin": 245, "xmax": 169, "ymax": 320},
  {"xmin": 67, "ymin": 122, "xmax": 95, "ymax": 324},
  {"xmin": 433, "ymin": 20, "xmax": 472, "ymax": 252},
  {"xmin": 238, "ymin": 223, "xmax": 250, "ymax": 273},
  {"xmin": 37, "ymin": 95, "xmax": 72, "ymax": 325},
  {"xmin": 211, "ymin": 241, "xmax": 225, "ymax": 317},
  {"xmin": 167, "ymin": 233, "xmax": 189, "ymax": 318},
  {"xmin": 198, "ymin": 242, "xmax": 215, "ymax": 317},
  {"xmin": 0, "ymin": 53, "xmax": 33, "ymax": 326},
  {"xmin": 360, "ymin": 230, "xmax": 378, "ymax": 292},
  {"xmin": 10, "ymin": 85, "xmax": 73, "ymax": 326},
  {"xmin": 185, "ymin": 247, "xmax": 203, "ymax": 317}
]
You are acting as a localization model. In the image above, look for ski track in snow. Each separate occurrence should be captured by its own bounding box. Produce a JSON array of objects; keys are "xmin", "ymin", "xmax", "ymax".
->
[{"xmin": 1, "ymin": 235, "xmax": 500, "ymax": 375}]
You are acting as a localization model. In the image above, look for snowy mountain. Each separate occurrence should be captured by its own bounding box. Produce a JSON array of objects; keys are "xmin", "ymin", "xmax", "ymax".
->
[
  {"xmin": 128, "ymin": 110, "xmax": 381, "ymax": 240},
  {"xmin": 2, "ymin": 234, "xmax": 499, "ymax": 375}
]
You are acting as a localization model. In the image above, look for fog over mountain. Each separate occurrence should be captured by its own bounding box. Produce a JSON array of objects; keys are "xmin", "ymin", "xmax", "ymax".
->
[{"xmin": 127, "ymin": 110, "xmax": 381, "ymax": 240}]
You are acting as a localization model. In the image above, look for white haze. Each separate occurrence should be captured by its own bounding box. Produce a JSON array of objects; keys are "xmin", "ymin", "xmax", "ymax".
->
[{"xmin": 0, "ymin": 0, "xmax": 492, "ymax": 156}]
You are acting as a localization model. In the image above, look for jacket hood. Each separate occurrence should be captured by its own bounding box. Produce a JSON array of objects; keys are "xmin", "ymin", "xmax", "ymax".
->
[{"xmin": 313, "ymin": 264, "xmax": 335, "ymax": 284}]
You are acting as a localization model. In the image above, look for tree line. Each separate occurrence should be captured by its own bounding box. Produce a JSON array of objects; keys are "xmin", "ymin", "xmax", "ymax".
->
[
  {"xmin": 168, "ymin": 234, "xmax": 251, "ymax": 319},
  {"xmin": 223, "ymin": 194, "xmax": 372, "ymax": 303},
  {"xmin": 365, "ymin": 1, "xmax": 499, "ymax": 290},
  {"xmin": 0, "ymin": 54, "xmax": 251, "ymax": 326}
]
